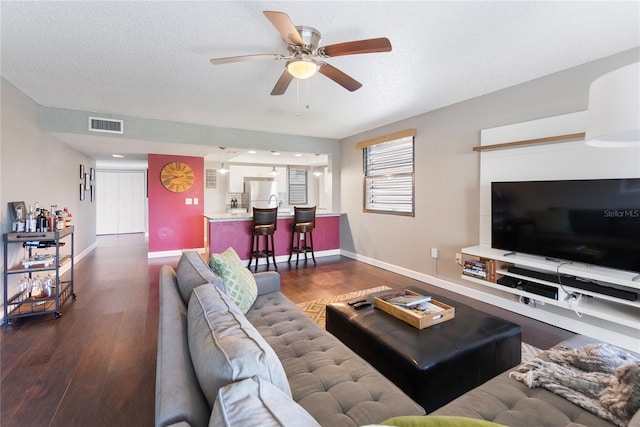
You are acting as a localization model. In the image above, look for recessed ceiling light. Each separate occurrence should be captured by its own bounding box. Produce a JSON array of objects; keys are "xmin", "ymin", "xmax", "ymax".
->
[
  {"xmin": 248, "ymin": 150, "xmax": 257, "ymax": 154},
  {"xmin": 112, "ymin": 154, "xmax": 124, "ymax": 158},
  {"xmin": 294, "ymin": 153, "xmax": 302, "ymax": 157},
  {"xmin": 271, "ymin": 151, "xmax": 280, "ymax": 156}
]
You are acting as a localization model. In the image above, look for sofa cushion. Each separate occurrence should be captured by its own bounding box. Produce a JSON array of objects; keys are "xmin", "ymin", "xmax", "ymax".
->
[
  {"xmin": 245, "ymin": 291, "xmax": 426, "ymax": 427},
  {"xmin": 431, "ymin": 364, "xmax": 617, "ymax": 427},
  {"xmin": 382, "ymin": 415, "xmax": 506, "ymax": 426},
  {"xmin": 156, "ymin": 265, "xmax": 210, "ymax": 427},
  {"xmin": 187, "ymin": 284, "xmax": 291, "ymax": 408},
  {"xmin": 209, "ymin": 247, "xmax": 258, "ymax": 313},
  {"xmin": 210, "ymin": 376, "xmax": 320, "ymax": 427},
  {"xmin": 176, "ymin": 251, "xmax": 225, "ymax": 305}
]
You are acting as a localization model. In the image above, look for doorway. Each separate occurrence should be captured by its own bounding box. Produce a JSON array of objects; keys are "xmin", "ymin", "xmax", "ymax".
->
[{"xmin": 96, "ymin": 170, "xmax": 147, "ymax": 235}]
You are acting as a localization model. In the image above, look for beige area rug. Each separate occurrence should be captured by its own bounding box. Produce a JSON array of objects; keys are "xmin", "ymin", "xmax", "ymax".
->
[{"xmin": 297, "ymin": 286, "xmax": 544, "ymax": 363}]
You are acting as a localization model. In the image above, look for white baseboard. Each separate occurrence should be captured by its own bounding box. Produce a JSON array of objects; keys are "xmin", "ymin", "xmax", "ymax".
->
[
  {"xmin": 147, "ymin": 248, "xmax": 341, "ymax": 262},
  {"xmin": 61, "ymin": 241, "xmax": 98, "ymax": 275},
  {"xmin": 147, "ymin": 247, "xmax": 206, "ymax": 259}
]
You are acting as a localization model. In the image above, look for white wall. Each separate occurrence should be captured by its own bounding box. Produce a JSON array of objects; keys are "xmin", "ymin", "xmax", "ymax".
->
[
  {"xmin": 339, "ymin": 48, "xmax": 639, "ymax": 287},
  {"xmin": 1, "ymin": 78, "xmax": 97, "ymax": 321}
]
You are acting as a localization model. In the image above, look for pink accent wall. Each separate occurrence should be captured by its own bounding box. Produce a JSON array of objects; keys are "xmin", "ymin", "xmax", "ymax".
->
[
  {"xmin": 148, "ymin": 154, "xmax": 204, "ymax": 252},
  {"xmin": 207, "ymin": 215, "xmax": 340, "ymax": 259}
]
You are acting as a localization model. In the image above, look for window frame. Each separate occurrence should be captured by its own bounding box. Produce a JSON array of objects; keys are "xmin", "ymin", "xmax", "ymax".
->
[{"xmin": 361, "ymin": 130, "xmax": 416, "ymax": 216}]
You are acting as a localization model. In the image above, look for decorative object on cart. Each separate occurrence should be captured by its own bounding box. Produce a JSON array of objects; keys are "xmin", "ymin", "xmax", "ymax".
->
[
  {"xmin": 3, "ymin": 226, "xmax": 76, "ymax": 325},
  {"xmin": 160, "ymin": 161, "xmax": 195, "ymax": 192},
  {"xmin": 22, "ymin": 253, "xmax": 56, "ymax": 268},
  {"xmin": 9, "ymin": 201, "xmax": 26, "ymax": 232}
]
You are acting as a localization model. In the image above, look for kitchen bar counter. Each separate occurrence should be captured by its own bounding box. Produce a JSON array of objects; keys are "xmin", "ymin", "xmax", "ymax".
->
[
  {"xmin": 204, "ymin": 210, "xmax": 341, "ymax": 221},
  {"xmin": 203, "ymin": 211, "xmax": 341, "ymax": 262}
]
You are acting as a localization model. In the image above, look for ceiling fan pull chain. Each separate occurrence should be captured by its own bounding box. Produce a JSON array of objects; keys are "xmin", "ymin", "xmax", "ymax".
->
[
  {"xmin": 305, "ymin": 79, "xmax": 312, "ymax": 112},
  {"xmin": 296, "ymin": 79, "xmax": 300, "ymax": 117}
]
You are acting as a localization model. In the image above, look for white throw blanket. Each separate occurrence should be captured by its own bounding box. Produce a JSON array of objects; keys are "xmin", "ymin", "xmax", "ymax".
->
[{"xmin": 510, "ymin": 343, "xmax": 640, "ymax": 427}]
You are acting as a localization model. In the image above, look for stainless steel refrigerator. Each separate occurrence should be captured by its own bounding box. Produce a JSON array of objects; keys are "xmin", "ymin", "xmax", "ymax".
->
[{"xmin": 244, "ymin": 178, "xmax": 278, "ymax": 210}]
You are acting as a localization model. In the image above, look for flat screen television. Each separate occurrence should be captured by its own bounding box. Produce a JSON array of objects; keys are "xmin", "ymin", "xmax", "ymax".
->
[{"xmin": 491, "ymin": 178, "xmax": 640, "ymax": 273}]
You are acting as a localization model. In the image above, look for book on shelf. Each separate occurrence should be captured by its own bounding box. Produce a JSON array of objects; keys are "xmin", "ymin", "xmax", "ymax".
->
[{"xmin": 463, "ymin": 259, "xmax": 487, "ymax": 278}]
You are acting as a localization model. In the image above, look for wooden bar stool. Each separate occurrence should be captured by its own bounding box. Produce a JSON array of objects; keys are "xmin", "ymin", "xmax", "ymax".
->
[
  {"xmin": 248, "ymin": 207, "xmax": 278, "ymax": 272},
  {"xmin": 288, "ymin": 206, "xmax": 316, "ymax": 267}
]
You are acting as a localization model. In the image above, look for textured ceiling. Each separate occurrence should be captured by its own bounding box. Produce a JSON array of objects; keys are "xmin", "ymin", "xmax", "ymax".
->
[{"xmin": 1, "ymin": 1, "xmax": 639, "ymax": 162}]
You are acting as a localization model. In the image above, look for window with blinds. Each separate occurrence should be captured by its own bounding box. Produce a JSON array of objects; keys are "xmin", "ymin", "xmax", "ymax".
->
[
  {"xmin": 288, "ymin": 168, "xmax": 308, "ymax": 205},
  {"xmin": 363, "ymin": 134, "xmax": 415, "ymax": 216}
]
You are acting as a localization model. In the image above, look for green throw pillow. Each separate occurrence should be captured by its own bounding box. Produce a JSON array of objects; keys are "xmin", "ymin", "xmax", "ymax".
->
[
  {"xmin": 382, "ymin": 416, "xmax": 506, "ymax": 427},
  {"xmin": 209, "ymin": 247, "xmax": 258, "ymax": 313}
]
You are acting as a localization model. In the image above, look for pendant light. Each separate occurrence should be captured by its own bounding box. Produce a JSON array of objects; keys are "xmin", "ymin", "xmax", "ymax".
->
[{"xmin": 585, "ymin": 62, "xmax": 640, "ymax": 147}]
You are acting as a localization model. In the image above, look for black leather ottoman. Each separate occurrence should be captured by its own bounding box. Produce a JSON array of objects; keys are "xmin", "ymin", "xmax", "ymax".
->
[{"xmin": 325, "ymin": 286, "xmax": 522, "ymax": 413}]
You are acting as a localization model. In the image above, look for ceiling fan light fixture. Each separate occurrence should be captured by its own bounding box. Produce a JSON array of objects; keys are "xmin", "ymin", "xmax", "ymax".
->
[{"xmin": 286, "ymin": 59, "xmax": 318, "ymax": 79}]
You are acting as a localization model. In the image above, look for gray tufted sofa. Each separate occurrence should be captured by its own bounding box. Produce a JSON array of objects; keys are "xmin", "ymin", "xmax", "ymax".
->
[
  {"xmin": 431, "ymin": 335, "xmax": 640, "ymax": 427},
  {"xmin": 155, "ymin": 252, "xmax": 425, "ymax": 427}
]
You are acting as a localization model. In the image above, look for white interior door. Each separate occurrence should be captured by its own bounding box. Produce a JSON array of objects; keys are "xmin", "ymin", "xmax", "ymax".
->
[{"xmin": 96, "ymin": 170, "xmax": 146, "ymax": 235}]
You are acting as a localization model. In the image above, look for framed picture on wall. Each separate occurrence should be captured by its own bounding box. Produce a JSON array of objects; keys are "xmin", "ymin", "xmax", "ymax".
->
[
  {"xmin": 80, "ymin": 184, "xmax": 85, "ymax": 201},
  {"xmin": 80, "ymin": 164, "xmax": 85, "ymax": 180},
  {"xmin": 90, "ymin": 167, "xmax": 95, "ymax": 181}
]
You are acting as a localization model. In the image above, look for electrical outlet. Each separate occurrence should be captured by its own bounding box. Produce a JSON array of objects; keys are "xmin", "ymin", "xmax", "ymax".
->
[{"xmin": 455, "ymin": 253, "xmax": 463, "ymax": 265}]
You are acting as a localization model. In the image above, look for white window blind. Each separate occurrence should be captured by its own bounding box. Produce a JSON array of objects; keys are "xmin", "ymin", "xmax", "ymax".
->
[
  {"xmin": 363, "ymin": 135, "xmax": 414, "ymax": 215},
  {"xmin": 288, "ymin": 168, "xmax": 307, "ymax": 205}
]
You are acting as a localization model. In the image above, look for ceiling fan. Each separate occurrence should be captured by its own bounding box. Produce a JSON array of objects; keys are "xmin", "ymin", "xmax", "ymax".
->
[{"xmin": 209, "ymin": 11, "xmax": 392, "ymax": 95}]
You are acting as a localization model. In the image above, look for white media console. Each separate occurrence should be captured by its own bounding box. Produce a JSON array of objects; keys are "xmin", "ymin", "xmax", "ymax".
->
[{"xmin": 461, "ymin": 245, "xmax": 639, "ymax": 351}]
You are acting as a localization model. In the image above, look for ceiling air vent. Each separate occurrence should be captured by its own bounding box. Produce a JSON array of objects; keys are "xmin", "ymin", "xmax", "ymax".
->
[{"xmin": 88, "ymin": 117, "xmax": 124, "ymax": 134}]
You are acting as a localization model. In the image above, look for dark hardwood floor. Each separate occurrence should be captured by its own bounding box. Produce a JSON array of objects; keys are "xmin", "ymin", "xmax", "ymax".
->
[{"xmin": 1, "ymin": 233, "xmax": 573, "ymax": 426}]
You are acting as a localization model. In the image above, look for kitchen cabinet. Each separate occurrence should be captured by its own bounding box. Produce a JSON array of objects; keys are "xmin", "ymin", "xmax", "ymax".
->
[{"xmin": 227, "ymin": 165, "xmax": 244, "ymax": 193}]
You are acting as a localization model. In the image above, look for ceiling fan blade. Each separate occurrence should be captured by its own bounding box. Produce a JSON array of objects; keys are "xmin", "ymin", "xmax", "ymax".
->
[
  {"xmin": 319, "ymin": 37, "xmax": 392, "ymax": 57},
  {"xmin": 271, "ymin": 70, "xmax": 294, "ymax": 95},
  {"xmin": 318, "ymin": 63, "xmax": 362, "ymax": 92},
  {"xmin": 263, "ymin": 11, "xmax": 304, "ymax": 46},
  {"xmin": 210, "ymin": 54, "xmax": 281, "ymax": 65}
]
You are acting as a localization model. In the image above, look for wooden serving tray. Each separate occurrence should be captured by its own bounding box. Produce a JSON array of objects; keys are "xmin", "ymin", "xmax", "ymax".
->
[{"xmin": 374, "ymin": 289, "xmax": 455, "ymax": 329}]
